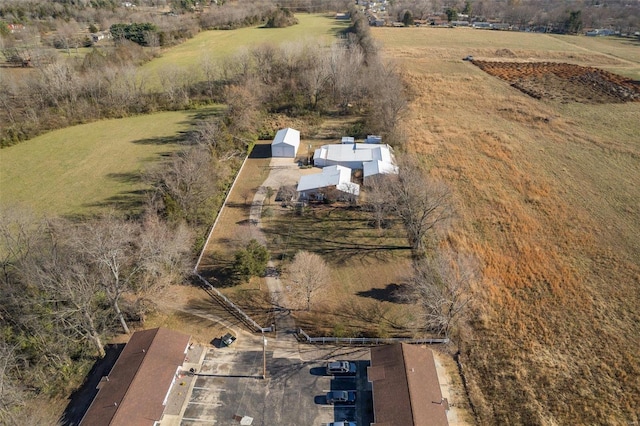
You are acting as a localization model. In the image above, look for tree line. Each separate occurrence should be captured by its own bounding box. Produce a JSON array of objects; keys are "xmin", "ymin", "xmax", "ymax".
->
[
  {"xmin": 1, "ymin": 10, "xmax": 405, "ymax": 148},
  {"xmin": 389, "ymin": 0, "xmax": 639, "ymax": 34}
]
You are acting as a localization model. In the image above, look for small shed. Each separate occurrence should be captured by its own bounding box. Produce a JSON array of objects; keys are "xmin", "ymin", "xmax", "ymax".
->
[{"xmin": 271, "ymin": 128, "xmax": 300, "ymax": 158}]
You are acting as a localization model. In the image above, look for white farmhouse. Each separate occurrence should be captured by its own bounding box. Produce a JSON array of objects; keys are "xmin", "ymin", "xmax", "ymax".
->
[
  {"xmin": 297, "ymin": 165, "xmax": 360, "ymax": 200},
  {"xmin": 313, "ymin": 143, "xmax": 398, "ymax": 181},
  {"xmin": 271, "ymin": 128, "xmax": 300, "ymax": 158}
]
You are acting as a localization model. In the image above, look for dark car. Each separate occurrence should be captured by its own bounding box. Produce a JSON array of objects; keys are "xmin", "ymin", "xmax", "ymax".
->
[
  {"xmin": 326, "ymin": 390, "xmax": 356, "ymax": 405},
  {"xmin": 326, "ymin": 361, "xmax": 357, "ymax": 376},
  {"xmin": 327, "ymin": 422, "xmax": 356, "ymax": 426}
]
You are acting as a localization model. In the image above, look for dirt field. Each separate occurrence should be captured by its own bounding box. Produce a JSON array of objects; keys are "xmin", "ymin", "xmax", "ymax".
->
[
  {"xmin": 473, "ymin": 60, "xmax": 640, "ymax": 103},
  {"xmin": 373, "ymin": 27, "xmax": 640, "ymax": 425}
]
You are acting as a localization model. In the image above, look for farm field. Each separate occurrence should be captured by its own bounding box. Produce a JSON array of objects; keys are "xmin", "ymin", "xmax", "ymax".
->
[
  {"xmin": 141, "ymin": 13, "xmax": 348, "ymax": 89},
  {"xmin": 373, "ymin": 26, "xmax": 640, "ymax": 424},
  {"xmin": 0, "ymin": 110, "xmax": 200, "ymax": 216}
]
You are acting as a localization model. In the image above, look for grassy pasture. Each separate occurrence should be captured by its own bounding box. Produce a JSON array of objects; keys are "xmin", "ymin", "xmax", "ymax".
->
[
  {"xmin": 373, "ymin": 26, "xmax": 640, "ymax": 424},
  {"xmin": 0, "ymin": 110, "xmax": 206, "ymax": 216},
  {"xmin": 141, "ymin": 14, "xmax": 349, "ymax": 88}
]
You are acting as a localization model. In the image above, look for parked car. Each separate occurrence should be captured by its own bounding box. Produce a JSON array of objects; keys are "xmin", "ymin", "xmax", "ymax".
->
[
  {"xmin": 326, "ymin": 390, "xmax": 356, "ymax": 405},
  {"xmin": 326, "ymin": 361, "xmax": 357, "ymax": 376},
  {"xmin": 221, "ymin": 333, "xmax": 236, "ymax": 346},
  {"xmin": 327, "ymin": 422, "xmax": 356, "ymax": 426}
]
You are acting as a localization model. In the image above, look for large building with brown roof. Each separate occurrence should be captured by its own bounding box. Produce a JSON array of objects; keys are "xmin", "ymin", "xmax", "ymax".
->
[
  {"xmin": 368, "ymin": 343, "xmax": 449, "ymax": 426},
  {"xmin": 80, "ymin": 327, "xmax": 191, "ymax": 426}
]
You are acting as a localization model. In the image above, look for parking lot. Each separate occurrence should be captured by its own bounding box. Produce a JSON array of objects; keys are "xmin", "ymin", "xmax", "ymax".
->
[{"xmin": 172, "ymin": 339, "xmax": 373, "ymax": 426}]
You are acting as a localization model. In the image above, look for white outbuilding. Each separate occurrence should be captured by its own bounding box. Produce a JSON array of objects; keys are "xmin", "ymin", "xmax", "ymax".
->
[
  {"xmin": 297, "ymin": 165, "xmax": 360, "ymax": 200},
  {"xmin": 271, "ymin": 128, "xmax": 300, "ymax": 158}
]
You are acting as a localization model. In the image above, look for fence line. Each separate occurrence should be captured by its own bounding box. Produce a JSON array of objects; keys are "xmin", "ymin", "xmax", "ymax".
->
[
  {"xmin": 297, "ymin": 328, "xmax": 449, "ymax": 345},
  {"xmin": 194, "ymin": 153, "xmax": 250, "ymax": 271},
  {"xmin": 195, "ymin": 273, "xmax": 271, "ymax": 333}
]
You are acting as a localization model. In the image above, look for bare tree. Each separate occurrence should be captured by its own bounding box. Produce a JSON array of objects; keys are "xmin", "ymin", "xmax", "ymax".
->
[
  {"xmin": 0, "ymin": 207, "xmax": 40, "ymax": 286},
  {"xmin": 406, "ymin": 250, "xmax": 477, "ymax": 338},
  {"xmin": 286, "ymin": 250, "xmax": 330, "ymax": 311},
  {"xmin": 71, "ymin": 214, "xmax": 142, "ymax": 334},
  {"xmin": 0, "ymin": 340, "xmax": 24, "ymax": 425},
  {"xmin": 146, "ymin": 145, "xmax": 221, "ymax": 225},
  {"xmin": 363, "ymin": 175, "xmax": 392, "ymax": 230},
  {"xmin": 19, "ymin": 222, "xmax": 108, "ymax": 357},
  {"xmin": 388, "ymin": 156, "xmax": 452, "ymax": 258},
  {"xmin": 55, "ymin": 20, "xmax": 81, "ymax": 56},
  {"xmin": 137, "ymin": 212, "xmax": 193, "ymax": 294},
  {"xmin": 366, "ymin": 60, "xmax": 407, "ymax": 144}
]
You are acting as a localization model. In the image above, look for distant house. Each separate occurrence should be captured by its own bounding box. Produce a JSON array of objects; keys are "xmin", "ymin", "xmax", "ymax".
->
[
  {"xmin": 271, "ymin": 127, "xmax": 300, "ymax": 158},
  {"xmin": 80, "ymin": 328, "xmax": 191, "ymax": 426},
  {"xmin": 368, "ymin": 343, "xmax": 449, "ymax": 426},
  {"xmin": 297, "ymin": 165, "xmax": 360, "ymax": 201},
  {"xmin": 313, "ymin": 143, "xmax": 397, "ymax": 180},
  {"xmin": 472, "ymin": 22, "xmax": 492, "ymax": 29}
]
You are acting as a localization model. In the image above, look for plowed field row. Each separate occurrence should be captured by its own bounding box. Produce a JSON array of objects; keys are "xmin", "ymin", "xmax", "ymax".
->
[{"xmin": 473, "ymin": 60, "xmax": 640, "ymax": 103}]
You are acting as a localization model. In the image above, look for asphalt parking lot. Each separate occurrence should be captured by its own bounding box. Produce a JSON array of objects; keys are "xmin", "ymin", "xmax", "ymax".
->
[{"xmin": 177, "ymin": 342, "xmax": 373, "ymax": 426}]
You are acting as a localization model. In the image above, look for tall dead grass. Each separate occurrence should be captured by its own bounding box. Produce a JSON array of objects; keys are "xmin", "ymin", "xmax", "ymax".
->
[{"xmin": 381, "ymin": 34, "xmax": 640, "ymax": 424}]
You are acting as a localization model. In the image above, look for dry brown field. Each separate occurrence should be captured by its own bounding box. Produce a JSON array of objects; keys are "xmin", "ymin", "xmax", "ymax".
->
[{"xmin": 372, "ymin": 27, "xmax": 640, "ymax": 424}]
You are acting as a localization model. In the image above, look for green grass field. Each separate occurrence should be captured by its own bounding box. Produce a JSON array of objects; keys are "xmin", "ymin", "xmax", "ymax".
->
[
  {"xmin": 141, "ymin": 14, "xmax": 349, "ymax": 89},
  {"xmin": 0, "ymin": 111, "xmax": 201, "ymax": 216}
]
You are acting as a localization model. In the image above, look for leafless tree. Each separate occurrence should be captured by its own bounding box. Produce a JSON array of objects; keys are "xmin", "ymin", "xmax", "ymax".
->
[
  {"xmin": 286, "ymin": 250, "xmax": 330, "ymax": 311},
  {"xmin": 0, "ymin": 340, "xmax": 24, "ymax": 425},
  {"xmin": 70, "ymin": 214, "xmax": 142, "ymax": 334},
  {"xmin": 405, "ymin": 250, "xmax": 477, "ymax": 338},
  {"xmin": 0, "ymin": 207, "xmax": 40, "ymax": 286},
  {"xmin": 137, "ymin": 212, "xmax": 193, "ymax": 294},
  {"xmin": 19, "ymin": 221, "xmax": 108, "ymax": 356},
  {"xmin": 54, "ymin": 19, "xmax": 81, "ymax": 56},
  {"xmin": 363, "ymin": 175, "xmax": 392, "ymax": 230},
  {"xmin": 366, "ymin": 60, "xmax": 408, "ymax": 144},
  {"xmin": 224, "ymin": 81, "xmax": 261, "ymax": 135},
  {"xmin": 387, "ymin": 156, "xmax": 453, "ymax": 258},
  {"xmin": 146, "ymin": 145, "xmax": 221, "ymax": 225}
]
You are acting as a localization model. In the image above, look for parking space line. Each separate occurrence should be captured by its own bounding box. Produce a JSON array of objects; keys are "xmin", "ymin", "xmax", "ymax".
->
[
  {"xmin": 181, "ymin": 417, "xmax": 217, "ymax": 423},
  {"xmin": 187, "ymin": 402, "xmax": 222, "ymax": 406},
  {"xmin": 320, "ymin": 405, "xmax": 356, "ymax": 408}
]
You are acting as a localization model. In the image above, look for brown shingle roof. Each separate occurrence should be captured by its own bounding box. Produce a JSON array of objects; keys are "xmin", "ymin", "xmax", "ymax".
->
[
  {"xmin": 369, "ymin": 343, "xmax": 448, "ymax": 426},
  {"xmin": 80, "ymin": 327, "xmax": 191, "ymax": 426}
]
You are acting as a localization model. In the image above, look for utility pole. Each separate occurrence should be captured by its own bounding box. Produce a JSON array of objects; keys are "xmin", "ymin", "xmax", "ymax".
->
[{"xmin": 262, "ymin": 334, "xmax": 267, "ymax": 379}]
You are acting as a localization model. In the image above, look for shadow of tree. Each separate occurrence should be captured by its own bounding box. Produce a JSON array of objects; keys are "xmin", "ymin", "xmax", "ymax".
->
[{"xmin": 357, "ymin": 283, "xmax": 409, "ymax": 304}]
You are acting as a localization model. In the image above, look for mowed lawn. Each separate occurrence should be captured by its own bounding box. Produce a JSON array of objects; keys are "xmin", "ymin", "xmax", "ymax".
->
[
  {"xmin": 0, "ymin": 111, "xmax": 197, "ymax": 216},
  {"xmin": 141, "ymin": 13, "xmax": 349, "ymax": 88}
]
